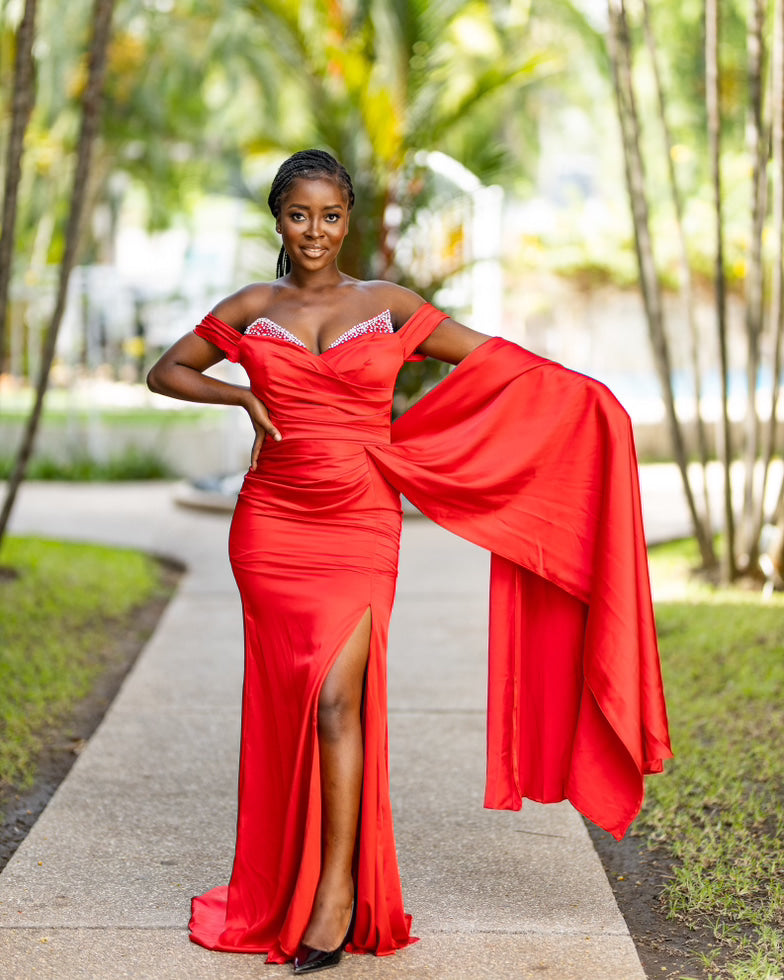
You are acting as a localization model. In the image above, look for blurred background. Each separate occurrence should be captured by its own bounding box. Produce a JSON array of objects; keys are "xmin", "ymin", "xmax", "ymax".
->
[
  {"xmin": 1, "ymin": 0, "xmax": 782, "ymax": 577},
  {"xmin": 3, "ymin": 8, "xmax": 784, "ymax": 976}
]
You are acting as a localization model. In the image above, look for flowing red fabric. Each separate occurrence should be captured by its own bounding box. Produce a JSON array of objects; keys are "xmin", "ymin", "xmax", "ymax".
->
[
  {"xmin": 187, "ymin": 302, "xmax": 671, "ymax": 961},
  {"xmin": 373, "ymin": 330, "xmax": 672, "ymax": 838}
]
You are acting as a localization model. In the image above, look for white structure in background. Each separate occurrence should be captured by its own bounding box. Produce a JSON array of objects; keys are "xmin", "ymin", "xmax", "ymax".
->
[
  {"xmin": 2, "ymin": 197, "xmax": 256, "ymax": 477},
  {"xmin": 16, "ymin": 161, "xmax": 501, "ymax": 371},
  {"xmin": 408, "ymin": 151, "xmax": 503, "ymax": 335},
  {"xmin": 4, "ymin": 159, "xmax": 502, "ymax": 481},
  {"xmin": 0, "ymin": 195, "xmax": 250, "ymax": 380}
]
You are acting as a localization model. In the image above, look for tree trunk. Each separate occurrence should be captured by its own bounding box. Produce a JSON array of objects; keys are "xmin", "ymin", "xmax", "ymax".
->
[
  {"xmin": 0, "ymin": 0, "xmax": 116, "ymax": 548},
  {"xmin": 706, "ymin": 0, "xmax": 736, "ymax": 581},
  {"xmin": 769, "ymin": 0, "xmax": 784, "ymax": 537},
  {"xmin": 756, "ymin": 0, "xmax": 784, "ymax": 554},
  {"xmin": 0, "ymin": 0, "xmax": 38, "ymax": 375},
  {"xmin": 740, "ymin": 0, "xmax": 769, "ymax": 563},
  {"xmin": 641, "ymin": 0, "xmax": 715, "ymax": 564},
  {"xmin": 607, "ymin": 0, "xmax": 715, "ymax": 567}
]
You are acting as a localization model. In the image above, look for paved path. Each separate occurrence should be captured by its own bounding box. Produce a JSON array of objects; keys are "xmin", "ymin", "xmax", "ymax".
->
[{"xmin": 0, "ymin": 473, "xmax": 691, "ymax": 980}]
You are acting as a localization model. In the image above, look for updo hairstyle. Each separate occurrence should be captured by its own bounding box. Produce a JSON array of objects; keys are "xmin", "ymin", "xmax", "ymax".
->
[{"xmin": 268, "ymin": 149, "xmax": 355, "ymax": 278}]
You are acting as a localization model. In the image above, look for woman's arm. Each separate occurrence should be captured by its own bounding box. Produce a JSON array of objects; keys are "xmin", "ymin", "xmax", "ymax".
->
[
  {"xmin": 416, "ymin": 317, "xmax": 491, "ymax": 365},
  {"xmin": 147, "ymin": 332, "xmax": 248, "ymax": 405},
  {"xmin": 146, "ymin": 283, "xmax": 265, "ymax": 403},
  {"xmin": 381, "ymin": 283, "xmax": 492, "ymax": 364},
  {"xmin": 146, "ymin": 306, "xmax": 281, "ymax": 469}
]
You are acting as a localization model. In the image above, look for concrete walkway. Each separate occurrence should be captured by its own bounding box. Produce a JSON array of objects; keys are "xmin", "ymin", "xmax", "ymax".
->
[{"xmin": 0, "ymin": 474, "xmax": 688, "ymax": 980}]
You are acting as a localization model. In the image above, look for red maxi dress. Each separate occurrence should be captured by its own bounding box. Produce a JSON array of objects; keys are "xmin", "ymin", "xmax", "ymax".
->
[{"xmin": 188, "ymin": 302, "xmax": 672, "ymax": 962}]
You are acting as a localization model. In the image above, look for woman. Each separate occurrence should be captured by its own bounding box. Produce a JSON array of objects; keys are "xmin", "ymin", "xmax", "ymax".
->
[{"xmin": 147, "ymin": 149, "xmax": 671, "ymax": 974}]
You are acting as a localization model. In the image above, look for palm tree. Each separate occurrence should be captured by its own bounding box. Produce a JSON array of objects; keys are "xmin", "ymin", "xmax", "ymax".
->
[
  {"xmin": 213, "ymin": 0, "xmax": 558, "ymax": 398},
  {"xmin": 239, "ymin": 0, "xmax": 557, "ymax": 280}
]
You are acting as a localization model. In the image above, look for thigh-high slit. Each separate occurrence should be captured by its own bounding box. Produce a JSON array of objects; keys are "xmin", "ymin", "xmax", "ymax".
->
[
  {"xmin": 188, "ymin": 302, "xmax": 673, "ymax": 960},
  {"xmin": 303, "ymin": 607, "xmax": 371, "ymax": 950},
  {"xmin": 189, "ymin": 443, "xmax": 413, "ymax": 961}
]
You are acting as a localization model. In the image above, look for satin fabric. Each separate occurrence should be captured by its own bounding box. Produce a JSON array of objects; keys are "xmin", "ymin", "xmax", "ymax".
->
[
  {"xmin": 370, "ymin": 334, "xmax": 673, "ymax": 838},
  {"xmin": 188, "ymin": 303, "xmax": 672, "ymax": 961}
]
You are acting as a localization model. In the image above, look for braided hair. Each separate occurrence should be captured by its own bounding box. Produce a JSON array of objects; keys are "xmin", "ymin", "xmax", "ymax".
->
[{"xmin": 268, "ymin": 149, "xmax": 355, "ymax": 278}]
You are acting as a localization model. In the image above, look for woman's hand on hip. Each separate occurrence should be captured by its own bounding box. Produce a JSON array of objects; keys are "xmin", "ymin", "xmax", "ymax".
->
[{"xmin": 241, "ymin": 390, "xmax": 281, "ymax": 470}]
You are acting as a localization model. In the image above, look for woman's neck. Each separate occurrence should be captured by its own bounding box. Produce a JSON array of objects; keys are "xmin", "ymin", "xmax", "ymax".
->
[{"xmin": 287, "ymin": 264, "xmax": 345, "ymax": 291}]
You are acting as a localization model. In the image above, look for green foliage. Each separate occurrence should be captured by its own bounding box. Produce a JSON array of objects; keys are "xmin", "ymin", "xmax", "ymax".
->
[
  {"xmin": 392, "ymin": 357, "xmax": 450, "ymax": 416},
  {"xmin": 621, "ymin": 0, "xmax": 760, "ymax": 285},
  {"xmin": 234, "ymin": 0, "xmax": 559, "ymax": 275},
  {"xmin": 3, "ymin": 0, "xmax": 588, "ymax": 398},
  {"xmin": 100, "ymin": 0, "xmax": 243, "ymax": 228},
  {"xmin": 640, "ymin": 539, "xmax": 784, "ymax": 979},
  {"xmin": 2, "ymin": 0, "xmax": 760, "ymax": 296},
  {"xmin": 226, "ymin": 0, "xmax": 566, "ymax": 394},
  {"xmin": 0, "ymin": 536, "xmax": 166, "ymax": 793},
  {"xmin": 0, "ymin": 447, "xmax": 172, "ymax": 481},
  {"xmin": 643, "ymin": 0, "xmax": 748, "ymax": 149}
]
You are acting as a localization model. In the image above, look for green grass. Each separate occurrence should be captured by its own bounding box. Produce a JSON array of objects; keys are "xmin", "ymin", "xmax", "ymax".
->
[
  {"xmin": 0, "ymin": 407, "xmax": 212, "ymax": 425},
  {"xmin": 640, "ymin": 538, "xmax": 784, "ymax": 980},
  {"xmin": 0, "ymin": 536, "xmax": 168, "ymax": 795}
]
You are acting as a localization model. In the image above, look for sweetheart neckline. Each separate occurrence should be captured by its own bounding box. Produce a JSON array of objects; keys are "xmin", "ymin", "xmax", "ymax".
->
[{"xmin": 245, "ymin": 309, "xmax": 393, "ymax": 357}]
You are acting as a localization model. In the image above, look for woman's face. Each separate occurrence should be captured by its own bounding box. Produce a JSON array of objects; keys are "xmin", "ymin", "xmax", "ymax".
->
[{"xmin": 277, "ymin": 176, "xmax": 351, "ymax": 271}]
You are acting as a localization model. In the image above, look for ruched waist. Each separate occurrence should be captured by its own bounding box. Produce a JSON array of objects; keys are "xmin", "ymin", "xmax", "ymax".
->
[
  {"xmin": 242, "ymin": 436, "xmax": 400, "ymax": 520},
  {"xmin": 263, "ymin": 434, "xmax": 389, "ymax": 453},
  {"xmin": 265, "ymin": 419, "xmax": 391, "ymax": 446}
]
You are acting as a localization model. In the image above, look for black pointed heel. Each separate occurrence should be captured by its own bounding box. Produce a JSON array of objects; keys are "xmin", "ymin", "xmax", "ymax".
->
[
  {"xmin": 292, "ymin": 944, "xmax": 343, "ymax": 974},
  {"xmin": 293, "ymin": 903, "xmax": 354, "ymax": 975}
]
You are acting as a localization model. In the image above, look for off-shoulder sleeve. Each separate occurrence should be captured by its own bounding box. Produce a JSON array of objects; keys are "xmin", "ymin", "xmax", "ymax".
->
[
  {"xmin": 397, "ymin": 303, "xmax": 450, "ymax": 361},
  {"xmin": 193, "ymin": 313, "xmax": 242, "ymax": 363}
]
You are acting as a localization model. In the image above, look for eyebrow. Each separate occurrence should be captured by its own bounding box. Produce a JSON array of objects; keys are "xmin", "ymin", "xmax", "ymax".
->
[{"xmin": 285, "ymin": 202, "xmax": 345, "ymax": 211}]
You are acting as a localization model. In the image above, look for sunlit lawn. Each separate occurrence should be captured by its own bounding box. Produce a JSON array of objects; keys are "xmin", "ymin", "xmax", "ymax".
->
[
  {"xmin": 0, "ymin": 537, "xmax": 168, "ymax": 799},
  {"xmin": 642, "ymin": 539, "xmax": 784, "ymax": 980}
]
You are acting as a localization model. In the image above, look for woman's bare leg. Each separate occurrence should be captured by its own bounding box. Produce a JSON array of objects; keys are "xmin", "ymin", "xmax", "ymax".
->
[{"xmin": 301, "ymin": 608, "xmax": 371, "ymax": 952}]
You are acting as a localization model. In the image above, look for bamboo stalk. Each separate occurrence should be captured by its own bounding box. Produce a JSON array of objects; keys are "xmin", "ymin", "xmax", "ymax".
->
[
  {"xmin": 607, "ymin": 0, "xmax": 714, "ymax": 567},
  {"xmin": 641, "ymin": 0, "xmax": 715, "ymax": 562},
  {"xmin": 706, "ymin": 0, "xmax": 736, "ymax": 581},
  {"xmin": 740, "ymin": 0, "xmax": 769, "ymax": 563}
]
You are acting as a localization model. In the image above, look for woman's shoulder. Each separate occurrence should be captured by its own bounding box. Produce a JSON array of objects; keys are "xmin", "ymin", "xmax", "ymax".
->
[
  {"xmin": 210, "ymin": 282, "xmax": 278, "ymax": 332},
  {"xmin": 354, "ymin": 280, "xmax": 428, "ymax": 330}
]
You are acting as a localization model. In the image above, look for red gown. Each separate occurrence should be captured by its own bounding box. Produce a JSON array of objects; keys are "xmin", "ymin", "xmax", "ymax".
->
[{"xmin": 188, "ymin": 302, "xmax": 672, "ymax": 962}]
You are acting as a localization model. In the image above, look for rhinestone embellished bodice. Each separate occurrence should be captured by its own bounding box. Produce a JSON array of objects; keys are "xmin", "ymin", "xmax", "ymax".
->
[
  {"xmin": 244, "ymin": 309, "xmax": 394, "ymax": 353},
  {"xmin": 193, "ymin": 305, "xmax": 426, "ymax": 445}
]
